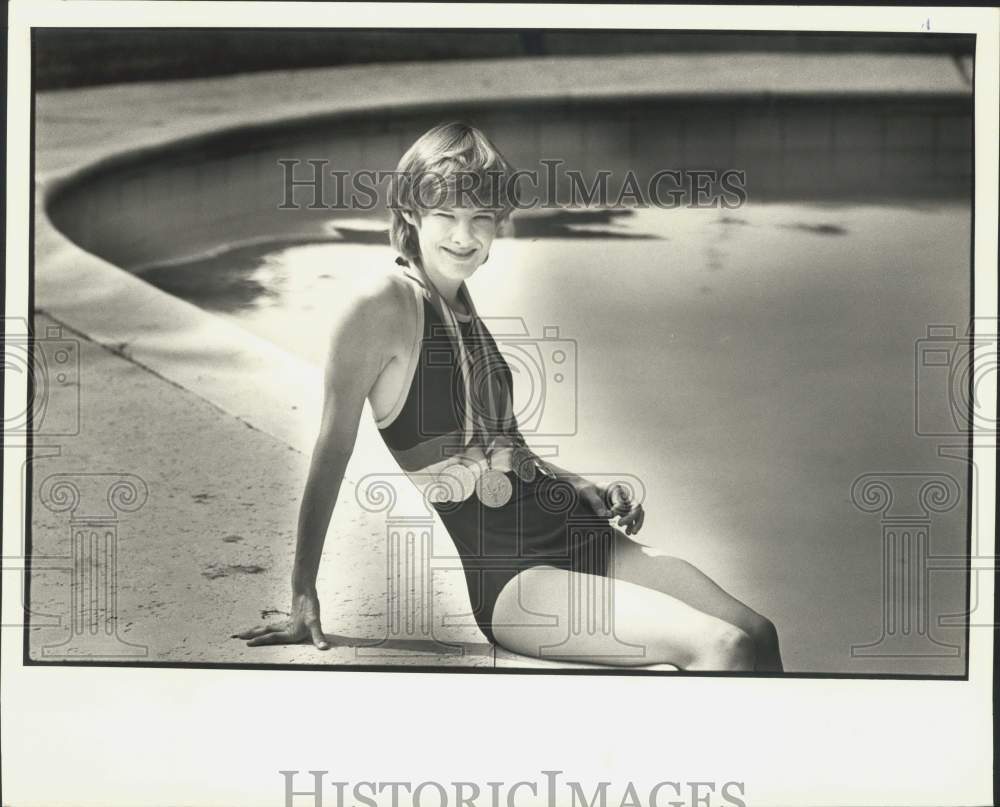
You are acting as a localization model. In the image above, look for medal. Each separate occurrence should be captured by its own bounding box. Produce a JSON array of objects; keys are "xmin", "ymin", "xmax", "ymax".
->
[
  {"xmin": 477, "ymin": 467, "xmax": 513, "ymax": 508},
  {"xmin": 405, "ymin": 258, "xmax": 521, "ymax": 510},
  {"xmin": 512, "ymin": 445, "xmax": 537, "ymax": 483},
  {"xmin": 477, "ymin": 437, "xmax": 512, "ymax": 507},
  {"xmin": 440, "ymin": 461, "xmax": 477, "ymax": 502}
]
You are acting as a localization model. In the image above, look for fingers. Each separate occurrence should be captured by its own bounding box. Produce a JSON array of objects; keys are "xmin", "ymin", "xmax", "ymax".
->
[
  {"xmin": 618, "ymin": 505, "xmax": 645, "ymax": 535},
  {"xmin": 247, "ymin": 630, "xmax": 297, "ymax": 647},
  {"xmin": 232, "ymin": 620, "xmax": 330, "ymax": 650},
  {"xmin": 604, "ymin": 484, "xmax": 646, "ymax": 535},
  {"xmin": 232, "ymin": 622, "xmax": 286, "ymax": 640}
]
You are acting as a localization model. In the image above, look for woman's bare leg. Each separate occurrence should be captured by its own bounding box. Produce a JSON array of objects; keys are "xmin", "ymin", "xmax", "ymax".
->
[
  {"xmin": 491, "ymin": 565, "xmax": 757, "ymax": 671},
  {"xmin": 610, "ymin": 534, "xmax": 784, "ymax": 672}
]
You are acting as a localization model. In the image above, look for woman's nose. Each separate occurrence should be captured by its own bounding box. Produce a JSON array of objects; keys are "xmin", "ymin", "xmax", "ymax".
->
[{"xmin": 450, "ymin": 218, "xmax": 473, "ymax": 243}]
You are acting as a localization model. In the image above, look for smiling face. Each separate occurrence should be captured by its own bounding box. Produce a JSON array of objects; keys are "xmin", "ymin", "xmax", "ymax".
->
[{"xmin": 403, "ymin": 206, "xmax": 499, "ymax": 283}]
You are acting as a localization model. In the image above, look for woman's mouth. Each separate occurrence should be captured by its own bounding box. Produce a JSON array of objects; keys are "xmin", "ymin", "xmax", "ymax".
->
[{"xmin": 442, "ymin": 247, "xmax": 476, "ymax": 260}]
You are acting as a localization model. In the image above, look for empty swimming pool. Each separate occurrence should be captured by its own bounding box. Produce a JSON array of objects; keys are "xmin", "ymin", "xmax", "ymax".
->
[{"xmin": 46, "ymin": 95, "xmax": 973, "ymax": 674}]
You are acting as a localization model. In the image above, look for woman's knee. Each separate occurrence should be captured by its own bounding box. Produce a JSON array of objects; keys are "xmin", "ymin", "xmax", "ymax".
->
[
  {"xmin": 698, "ymin": 624, "xmax": 756, "ymax": 670},
  {"xmin": 745, "ymin": 613, "xmax": 780, "ymax": 653}
]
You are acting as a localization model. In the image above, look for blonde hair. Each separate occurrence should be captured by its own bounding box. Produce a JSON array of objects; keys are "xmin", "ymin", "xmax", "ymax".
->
[{"xmin": 389, "ymin": 122, "xmax": 518, "ymax": 265}]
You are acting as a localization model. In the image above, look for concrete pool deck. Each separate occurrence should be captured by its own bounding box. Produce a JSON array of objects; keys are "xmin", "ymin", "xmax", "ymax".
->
[{"xmin": 27, "ymin": 53, "xmax": 972, "ymax": 670}]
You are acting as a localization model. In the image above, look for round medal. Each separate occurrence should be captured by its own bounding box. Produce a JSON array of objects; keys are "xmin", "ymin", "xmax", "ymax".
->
[
  {"xmin": 476, "ymin": 468, "xmax": 513, "ymax": 508},
  {"xmin": 441, "ymin": 462, "xmax": 477, "ymax": 502},
  {"xmin": 512, "ymin": 446, "xmax": 537, "ymax": 483}
]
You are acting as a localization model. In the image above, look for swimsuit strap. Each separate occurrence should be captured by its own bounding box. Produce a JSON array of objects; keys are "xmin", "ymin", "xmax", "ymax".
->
[
  {"xmin": 393, "ymin": 256, "xmax": 517, "ymax": 449},
  {"xmin": 395, "ymin": 257, "xmax": 476, "ymax": 447}
]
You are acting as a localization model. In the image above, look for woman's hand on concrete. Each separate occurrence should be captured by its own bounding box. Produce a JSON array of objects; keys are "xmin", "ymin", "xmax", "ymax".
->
[{"xmin": 233, "ymin": 588, "xmax": 331, "ymax": 650}]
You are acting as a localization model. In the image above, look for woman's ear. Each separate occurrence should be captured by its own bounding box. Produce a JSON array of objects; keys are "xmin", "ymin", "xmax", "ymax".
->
[{"xmin": 400, "ymin": 208, "xmax": 418, "ymax": 227}]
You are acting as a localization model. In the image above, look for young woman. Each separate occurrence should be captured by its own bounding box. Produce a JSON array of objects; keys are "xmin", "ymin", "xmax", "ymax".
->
[{"xmin": 236, "ymin": 122, "xmax": 783, "ymax": 672}]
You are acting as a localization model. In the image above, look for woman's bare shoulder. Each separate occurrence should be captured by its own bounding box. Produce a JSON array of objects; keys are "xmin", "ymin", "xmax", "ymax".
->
[{"xmin": 324, "ymin": 268, "xmax": 416, "ymax": 355}]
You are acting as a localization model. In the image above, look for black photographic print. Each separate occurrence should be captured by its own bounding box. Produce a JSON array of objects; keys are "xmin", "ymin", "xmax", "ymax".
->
[{"xmin": 4, "ymin": 5, "xmax": 997, "ymax": 807}]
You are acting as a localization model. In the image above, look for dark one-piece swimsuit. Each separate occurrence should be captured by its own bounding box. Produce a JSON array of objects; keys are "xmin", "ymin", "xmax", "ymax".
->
[{"xmin": 375, "ymin": 266, "xmax": 614, "ymax": 644}]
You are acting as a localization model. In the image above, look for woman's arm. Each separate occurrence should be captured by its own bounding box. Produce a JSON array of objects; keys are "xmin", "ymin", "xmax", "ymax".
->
[
  {"xmin": 291, "ymin": 288, "xmax": 393, "ymax": 594},
  {"xmin": 236, "ymin": 278, "xmax": 406, "ymax": 648}
]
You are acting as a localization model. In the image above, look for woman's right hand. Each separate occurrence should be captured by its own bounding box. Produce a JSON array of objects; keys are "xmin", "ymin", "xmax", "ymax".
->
[{"xmin": 233, "ymin": 588, "xmax": 331, "ymax": 650}]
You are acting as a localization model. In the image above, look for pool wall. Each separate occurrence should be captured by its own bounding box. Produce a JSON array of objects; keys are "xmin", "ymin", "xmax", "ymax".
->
[{"xmin": 47, "ymin": 93, "xmax": 972, "ymax": 272}]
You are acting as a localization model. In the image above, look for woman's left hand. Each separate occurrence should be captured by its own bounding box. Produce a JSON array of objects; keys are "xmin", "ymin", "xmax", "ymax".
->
[
  {"xmin": 606, "ymin": 482, "xmax": 645, "ymax": 536},
  {"xmin": 576, "ymin": 479, "xmax": 645, "ymax": 536}
]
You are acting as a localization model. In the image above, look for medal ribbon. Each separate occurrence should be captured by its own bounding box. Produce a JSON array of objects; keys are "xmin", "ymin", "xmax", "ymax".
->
[{"xmin": 397, "ymin": 257, "xmax": 517, "ymax": 461}]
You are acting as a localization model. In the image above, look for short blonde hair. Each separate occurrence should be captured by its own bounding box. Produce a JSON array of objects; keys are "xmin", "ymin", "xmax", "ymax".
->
[{"xmin": 389, "ymin": 122, "xmax": 518, "ymax": 265}]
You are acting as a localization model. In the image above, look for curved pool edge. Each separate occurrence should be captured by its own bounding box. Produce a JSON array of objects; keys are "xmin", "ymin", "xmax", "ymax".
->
[
  {"xmin": 35, "ymin": 187, "xmax": 323, "ymax": 454},
  {"xmin": 33, "ymin": 51, "xmax": 973, "ymax": 463},
  {"xmin": 34, "ymin": 52, "xmax": 970, "ymax": 176}
]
